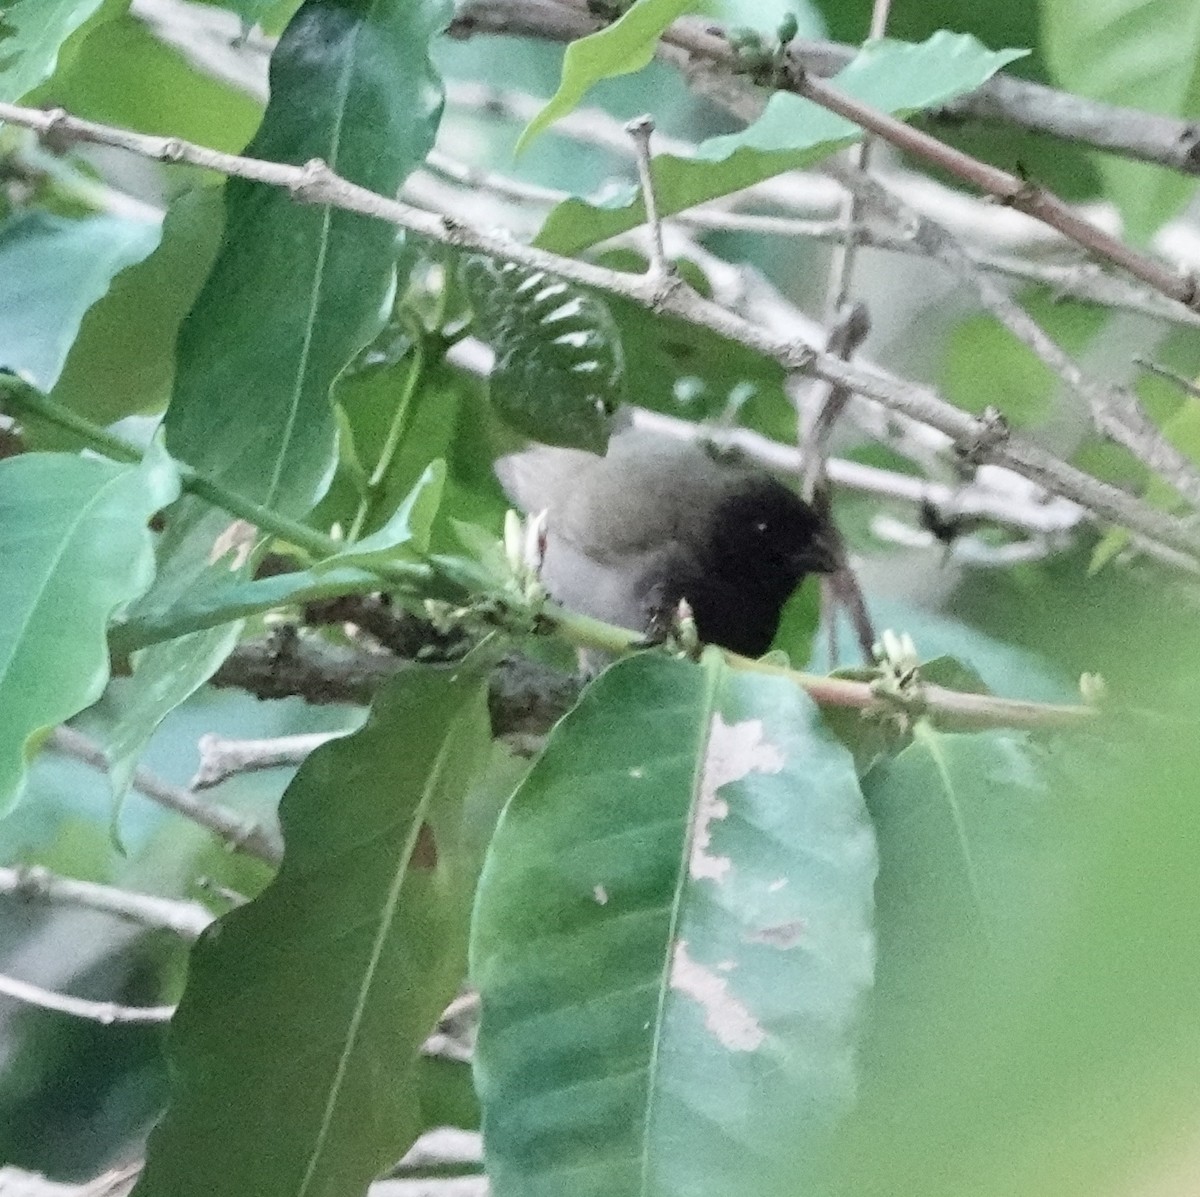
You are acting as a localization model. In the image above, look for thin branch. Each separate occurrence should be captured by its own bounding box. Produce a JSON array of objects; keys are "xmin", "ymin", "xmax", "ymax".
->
[
  {"xmin": 1134, "ymin": 356, "xmax": 1200, "ymax": 402},
  {"xmin": 49, "ymin": 727, "xmax": 283, "ymax": 866},
  {"xmin": 624, "ymin": 114, "xmax": 672, "ymax": 287},
  {"xmin": 447, "ymin": 0, "xmax": 1200, "ymax": 177},
  {"xmin": 822, "ymin": 0, "xmax": 893, "ymax": 315},
  {"xmin": 0, "ymin": 103, "xmax": 1194, "ymax": 559},
  {"xmin": 214, "ymin": 624, "xmax": 1097, "ymax": 733},
  {"xmin": 453, "ymin": 335, "xmax": 1085, "ymax": 539},
  {"xmin": 420, "ymin": 150, "xmax": 1200, "ymax": 329},
  {"xmin": 452, "ymin": 0, "xmax": 1200, "ymax": 313},
  {"xmin": 800, "ymin": 302, "xmax": 871, "ymax": 498},
  {"xmin": 829, "ymin": 162, "xmax": 1200, "ymax": 504},
  {"xmin": 191, "ymin": 731, "xmax": 342, "ymax": 790},
  {"xmin": 0, "ymin": 972, "xmax": 174, "ymax": 1025},
  {"xmin": 766, "ymin": 57, "xmax": 1200, "ymax": 315},
  {"xmin": 0, "ymin": 865, "xmax": 212, "ymax": 938}
]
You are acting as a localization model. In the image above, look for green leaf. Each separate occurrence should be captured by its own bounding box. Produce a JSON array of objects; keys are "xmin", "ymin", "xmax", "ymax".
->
[
  {"xmin": 110, "ymin": 565, "xmax": 381, "ymax": 653},
  {"xmin": 460, "ymin": 256, "xmax": 625, "ymax": 450},
  {"xmin": 134, "ymin": 652, "xmax": 498, "ymax": 1197},
  {"xmin": 0, "ymin": 442, "xmax": 180, "ymax": 814},
  {"xmin": 41, "ymin": 188, "xmax": 223, "ymax": 445},
  {"xmin": 471, "ymin": 649, "xmax": 876, "ymax": 1197},
  {"xmin": 832, "ymin": 714, "xmax": 1200, "ymax": 1197},
  {"xmin": 1090, "ymin": 394, "xmax": 1200, "ymax": 572},
  {"xmin": 31, "ymin": 9, "xmax": 263, "ymax": 150},
  {"xmin": 536, "ymin": 33, "xmax": 1026, "ymax": 256},
  {"xmin": 113, "ymin": 465, "xmax": 447, "ymax": 652},
  {"xmin": 0, "ymin": 0, "xmax": 106, "ymax": 101},
  {"xmin": 164, "ymin": 0, "xmax": 450, "ymax": 518},
  {"xmin": 315, "ymin": 460, "xmax": 446, "ymax": 571},
  {"xmin": 1042, "ymin": 0, "xmax": 1200, "ymax": 238},
  {"xmin": 517, "ymin": 0, "xmax": 697, "ymax": 153},
  {"xmin": 97, "ymin": 506, "xmax": 250, "ymax": 803},
  {"xmin": 0, "ymin": 211, "xmax": 161, "ymax": 392},
  {"xmin": 827, "ymin": 726, "xmax": 1081, "ymax": 1193},
  {"xmin": 103, "ymin": 0, "xmax": 451, "ymax": 796}
]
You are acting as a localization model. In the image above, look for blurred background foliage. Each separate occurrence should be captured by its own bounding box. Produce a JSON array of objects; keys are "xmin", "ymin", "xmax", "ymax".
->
[{"xmin": 0, "ymin": 0, "xmax": 1199, "ymax": 1192}]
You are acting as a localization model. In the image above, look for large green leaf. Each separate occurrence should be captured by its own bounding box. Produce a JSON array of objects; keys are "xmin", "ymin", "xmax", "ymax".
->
[
  {"xmin": 31, "ymin": 9, "xmax": 263, "ymax": 149},
  {"xmin": 0, "ymin": 443, "xmax": 179, "ymax": 814},
  {"xmin": 0, "ymin": 0, "xmax": 107, "ymax": 101},
  {"xmin": 104, "ymin": 0, "xmax": 451, "ymax": 795},
  {"xmin": 164, "ymin": 0, "xmax": 449, "ymax": 516},
  {"xmin": 517, "ymin": 0, "xmax": 697, "ymax": 152},
  {"xmin": 536, "ymin": 33, "xmax": 1026, "ymax": 255},
  {"xmin": 0, "ymin": 212, "xmax": 161, "ymax": 392},
  {"xmin": 40, "ymin": 188, "xmax": 224, "ymax": 445},
  {"xmin": 134, "ymin": 652, "xmax": 498, "ymax": 1197},
  {"xmin": 829, "ymin": 710, "xmax": 1200, "ymax": 1197},
  {"xmin": 830, "ymin": 724, "xmax": 1088, "ymax": 1196},
  {"xmin": 1042, "ymin": 0, "xmax": 1200, "ymax": 238},
  {"xmin": 471, "ymin": 649, "xmax": 876, "ymax": 1197}
]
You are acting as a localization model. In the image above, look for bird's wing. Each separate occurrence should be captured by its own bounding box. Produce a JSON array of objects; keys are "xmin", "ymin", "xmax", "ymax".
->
[{"xmin": 494, "ymin": 444, "xmax": 602, "ymax": 515}]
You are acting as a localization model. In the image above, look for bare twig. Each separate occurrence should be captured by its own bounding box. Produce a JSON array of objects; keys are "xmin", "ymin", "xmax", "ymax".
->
[
  {"xmin": 420, "ymin": 149, "xmax": 1200, "ymax": 329},
  {"xmin": 49, "ymin": 726, "xmax": 282, "ymax": 866},
  {"xmin": 800, "ymin": 302, "xmax": 871, "ymax": 498},
  {"xmin": 624, "ymin": 115, "xmax": 672, "ymax": 287},
  {"xmin": 1, "ymin": 102, "xmax": 1194, "ymax": 560},
  {"xmin": 830, "ymin": 163, "xmax": 1200, "ymax": 506},
  {"xmin": 788, "ymin": 61, "xmax": 1200, "ymax": 313},
  {"xmin": 191, "ymin": 731, "xmax": 343, "ymax": 790},
  {"xmin": 1134, "ymin": 357, "xmax": 1200, "ymax": 402},
  {"xmin": 0, "ymin": 972, "xmax": 175, "ymax": 1025},
  {"xmin": 822, "ymin": 0, "xmax": 893, "ymax": 315},
  {"xmin": 452, "ymin": 0, "xmax": 1200, "ymax": 311},
  {"xmin": 448, "ymin": 336, "xmax": 1084, "ymax": 541},
  {"xmin": 0, "ymin": 865, "xmax": 212, "ymax": 938},
  {"xmin": 446, "ymin": 0, "xmax": 1200, "ymax": 179}
]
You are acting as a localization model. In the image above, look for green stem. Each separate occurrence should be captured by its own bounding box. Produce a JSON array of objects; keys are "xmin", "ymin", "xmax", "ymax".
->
[
  {"xmin": 347, "ymin": 323, "xmax": 425, "ymax": 541},
  {"xmin": 543, "ymin": 603, "xmax": 643, "ymax": 656},
  {"xmin": 2, "ymin": 379, "xmax": 342, "ymax": 561}
]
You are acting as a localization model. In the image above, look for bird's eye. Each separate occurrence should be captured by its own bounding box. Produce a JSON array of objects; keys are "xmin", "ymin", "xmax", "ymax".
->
[{"xmin": 753, "ymin": 520, "xmax": 769, "ymax": 534}]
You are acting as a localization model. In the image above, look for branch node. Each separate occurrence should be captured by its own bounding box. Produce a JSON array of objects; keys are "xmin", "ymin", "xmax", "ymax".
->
[
  {"xmin": 785, "ymin": 344, "xmax": 818, "ymax": 372},
  {"xmin": 159, "ymin": 137, "xmax": 187, "ymax": 163},
  {"xmin": 955, "ymin": 405, "xmax": 1011, "ymax": 464},
  {"xmin": 440, "ymin": 213, "xmax": 469, "ymax": 244},
  {"xmin": 291, "ymin": 156, "xmax": 332, "ymax": 200}
]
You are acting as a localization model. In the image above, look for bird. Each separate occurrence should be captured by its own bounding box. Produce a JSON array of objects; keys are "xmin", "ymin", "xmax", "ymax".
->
[{"xmin": 495, "ymin": 430, "xmax": 841, "ymax": 657}]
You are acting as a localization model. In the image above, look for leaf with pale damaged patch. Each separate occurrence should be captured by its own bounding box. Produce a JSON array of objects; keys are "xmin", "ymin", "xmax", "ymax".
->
[{"xmin": 471, "ymin": 648, "xmax": 877, "ymax": 1197}]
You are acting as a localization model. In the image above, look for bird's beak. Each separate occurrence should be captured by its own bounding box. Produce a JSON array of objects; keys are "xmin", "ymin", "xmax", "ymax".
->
[{"xmin": 796, "ymin": 525, "xmax": 842, "ymax": 574}]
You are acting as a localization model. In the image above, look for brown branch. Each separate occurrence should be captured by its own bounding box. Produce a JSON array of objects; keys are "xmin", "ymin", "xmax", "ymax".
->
[
  {"xmin": 1, "ymin": 100, "xmax": 1192, "ymax": 560},
  {"xmin": 447, "ymin": 0, "xmax": 1200, "ymax": 178},
  {"xmin": 49, "ymin": 726, "xmax": 282, "ymax": 866},
  {"xmin": 829, "ymin": 162, "xmax": 1200, "ymax": 505},
  {"xmin": 0, "ymin": 865, "xmax": 212, "ymax": 938},
  {"xmin": 0, "ymin": 971, "xmax": 174, "ymax": 1025},
  {"xmin": 211, "ymin": 627, "xmax": 1095, "ymax": 734},
  {"xmin": 451, "ymin": 0, "xmax": 1200, "ymax": 314},
  {"xmin": 214, "ymin": 634, "xmax": 580, "ymax": 736}
]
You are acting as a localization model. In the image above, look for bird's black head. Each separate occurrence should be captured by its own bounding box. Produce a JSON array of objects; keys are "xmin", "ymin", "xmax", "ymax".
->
[{"xmin": 707, "ymin": 479, "xmax": 840, "ymax": 604}]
